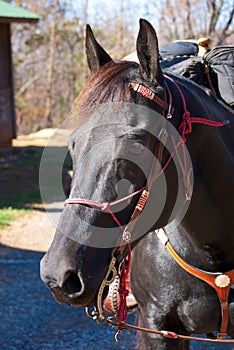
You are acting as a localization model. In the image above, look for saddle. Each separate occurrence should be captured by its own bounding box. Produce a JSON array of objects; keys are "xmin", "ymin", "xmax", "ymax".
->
[
  {"xmin": 203, "ymin": 46, "xmax": 234, "ymax": 108},
  {"xmin": 163, "ymin": 41, "xmax": 234, "ymax": 109}
]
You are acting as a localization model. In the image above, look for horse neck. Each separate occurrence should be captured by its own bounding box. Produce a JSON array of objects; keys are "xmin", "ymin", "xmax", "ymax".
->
[
  {"xmin": 185, "ymin": 85, "xmax": 234, "ymax": 219},
  {"xmin": 169, "ymin": 75, "xmax": 233, "ymax": 215},
  {"xmin": 174, "ymin": 123, "xmax": 234, "ymax": 269},
  {"xmin": 165, "ymin": 80, "xmax": 234, "ymax": 268}
]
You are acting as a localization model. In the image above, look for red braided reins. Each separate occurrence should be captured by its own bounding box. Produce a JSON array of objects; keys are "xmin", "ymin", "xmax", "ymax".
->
[
  {"xmin": 164, "ymin": 74, "xmax": 229, "ymax": 142},
  {"xmin": 117, "ymin": 243, "xmax": 132, "ymax": 322}
]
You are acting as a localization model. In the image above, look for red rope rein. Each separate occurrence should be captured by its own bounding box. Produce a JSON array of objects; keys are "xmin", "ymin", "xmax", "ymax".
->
[
  {"xmin": 117, "ymin": 243, "xmax": 132, "ymax": 323},
  {"xmin": 164, "ymin": 74, "xmax": 230, "ymax": 142}
]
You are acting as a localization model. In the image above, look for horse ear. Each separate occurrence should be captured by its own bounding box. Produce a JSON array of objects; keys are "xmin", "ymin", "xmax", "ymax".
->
[
  {"xmin": 86, "ymin": 25, "xmax": 113, "ymax": 74},
  {"xmin": 136, "ymin": 19, "xmax": 162, "ymax": 83}
]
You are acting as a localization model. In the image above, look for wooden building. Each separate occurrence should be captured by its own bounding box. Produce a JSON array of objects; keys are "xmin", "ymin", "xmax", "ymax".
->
[{"xmin": 0, "ymin": 1, "xmax": 41, "ymax": 147}]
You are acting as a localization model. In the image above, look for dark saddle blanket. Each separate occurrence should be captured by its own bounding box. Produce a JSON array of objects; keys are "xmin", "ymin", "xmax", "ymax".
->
[{"xmin": 161, "ymin": 43, "xmax": 234, "ymax": 109}]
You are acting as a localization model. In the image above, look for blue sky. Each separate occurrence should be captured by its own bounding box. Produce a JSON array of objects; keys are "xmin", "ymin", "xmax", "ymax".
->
[{"xmin": 72, "ymin": 0, "xmax": 162, "ymax": 31}]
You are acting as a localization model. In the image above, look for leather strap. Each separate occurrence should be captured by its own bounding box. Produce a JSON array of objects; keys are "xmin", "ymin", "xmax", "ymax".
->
[
  {"xmin": 116, "ymin": 124, "xmax": 168, "ymax": 255},
  {"xmin": 157, "ymin": 228, "xmax": 234, "ymax": 338},
  {"xmin": 107, "ymin": 317, "xmax": 234, "ymax": 343},
  {"xmin": 129, "ymin": 83, "xmax": 173, "ymax": 114}
]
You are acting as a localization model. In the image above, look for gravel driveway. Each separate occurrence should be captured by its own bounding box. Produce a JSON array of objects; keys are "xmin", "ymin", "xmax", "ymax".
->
[{"xmin": 0, "ymin": 208, "xmax": 232, "ymax": 350}]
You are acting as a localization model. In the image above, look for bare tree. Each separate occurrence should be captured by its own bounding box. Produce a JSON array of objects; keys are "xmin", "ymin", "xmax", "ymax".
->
[
  {"xmin": 157, "ymin": 0, "xmax": 233, "ymax": 45},
  {"xmin": 117, "ymin": 0, "xmax": 124, "ymax": 58},
  {"xmin": 82, "ymin": 0, "xmax": 89, "ymax": 84},
  {"xmin": 44, "ymin": 0, "xmax": 59, "ymax": 127},
  {"xmin": 184, "ymin": 0, "xmax": 195, "ymax": 38},
  {"xmin": 218, "ymin": 6, "xmax": 234, "ymax": 44}
]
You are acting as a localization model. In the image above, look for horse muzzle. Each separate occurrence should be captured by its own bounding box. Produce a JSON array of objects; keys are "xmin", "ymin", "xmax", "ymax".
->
[{"xmin": 40, "ymin": 257, "xmax": 95, "ymax": 307}]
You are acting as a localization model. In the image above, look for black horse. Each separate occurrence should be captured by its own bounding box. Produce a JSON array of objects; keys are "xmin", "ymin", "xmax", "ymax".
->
[{"xmin": 40, "ymin": 20, "xmax": 234, "ymax": 349}]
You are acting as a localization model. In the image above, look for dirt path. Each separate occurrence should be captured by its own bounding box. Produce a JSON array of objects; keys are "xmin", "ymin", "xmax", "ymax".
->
[{"xmin": 0, "ymin": 202, "xmax": 62, "ymax": 252}]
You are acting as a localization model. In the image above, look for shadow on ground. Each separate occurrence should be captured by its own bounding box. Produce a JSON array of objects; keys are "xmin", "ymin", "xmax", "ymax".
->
[
  {"xmin": 0, "ymin": 244, "xmax": 137, "ymax": 350},
  {"xmin": 0, "ymin": 244, "xmax": 232, "ymax": 350}
]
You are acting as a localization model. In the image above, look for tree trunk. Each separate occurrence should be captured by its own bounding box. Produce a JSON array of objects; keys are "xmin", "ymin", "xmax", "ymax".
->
[
  {"xmin": 184, "ymin": 0, "xmax": 194, "ymax": 38},
  {"xmin": 117, "ymin": 0, "xmax": 124, "ymax": 58},
  {"xmin": 44, "ymin": 0, "xmax": 58, "ymax": 127},
  {"xmin": 82, "ymin": 0, "xmax": 89, "ymax": 84}
]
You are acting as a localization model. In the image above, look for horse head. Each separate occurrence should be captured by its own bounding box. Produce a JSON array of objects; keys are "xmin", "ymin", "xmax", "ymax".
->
[{"xmin": 40, "ymin": 19, "xmax": 180, "ymax": 308}]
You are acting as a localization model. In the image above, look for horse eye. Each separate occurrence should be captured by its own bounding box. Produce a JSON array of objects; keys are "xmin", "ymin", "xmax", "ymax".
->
[{"xmin": 128, "ymin": 142, "xmax": 145, "ymax": 155}]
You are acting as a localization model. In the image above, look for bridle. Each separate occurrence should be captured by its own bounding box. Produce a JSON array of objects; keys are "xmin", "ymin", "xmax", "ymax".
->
[{"xmin": 65, "ymin": 74, "xmax": 232, "ymax": 343}]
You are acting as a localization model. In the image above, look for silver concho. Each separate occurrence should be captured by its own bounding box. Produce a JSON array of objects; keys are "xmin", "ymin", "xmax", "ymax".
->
[
  {"xmin": 215, "ymin": 274, "xmax": 231, "ymax": 288},
  {"xmin": 122, "ymin": 230, "xmax": 131, "ymax": 242}
]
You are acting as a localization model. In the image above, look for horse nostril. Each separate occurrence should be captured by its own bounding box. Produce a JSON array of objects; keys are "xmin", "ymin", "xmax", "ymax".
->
[{"xmin": 63, "ymin": 271, "xmax": 85, "ymax": 296}]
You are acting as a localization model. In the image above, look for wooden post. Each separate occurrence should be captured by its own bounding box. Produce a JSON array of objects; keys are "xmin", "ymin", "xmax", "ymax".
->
[{"xmin": 0, "ymin": 23, "xmax": 16, "ymax": 147}]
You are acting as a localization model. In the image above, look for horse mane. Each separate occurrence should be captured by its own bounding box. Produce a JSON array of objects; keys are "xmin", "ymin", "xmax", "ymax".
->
[
  {"xmin": 69, "ymin": 60, "xmax": 233, "ymax": 128},
  {"xmin": 71, "ymin": 60, "xmax": 139, "ymax": 123}
]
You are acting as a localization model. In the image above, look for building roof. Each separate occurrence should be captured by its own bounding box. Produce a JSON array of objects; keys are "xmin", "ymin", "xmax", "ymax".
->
[{"xmin": 0, "ymin": 0, "xmax": 41, "ymax": 23}]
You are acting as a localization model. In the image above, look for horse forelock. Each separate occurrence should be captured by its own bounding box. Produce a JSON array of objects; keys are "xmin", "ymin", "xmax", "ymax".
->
[{"xmin": 71, "ymin": 60, "xmax": 139, "ymax": 123}]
